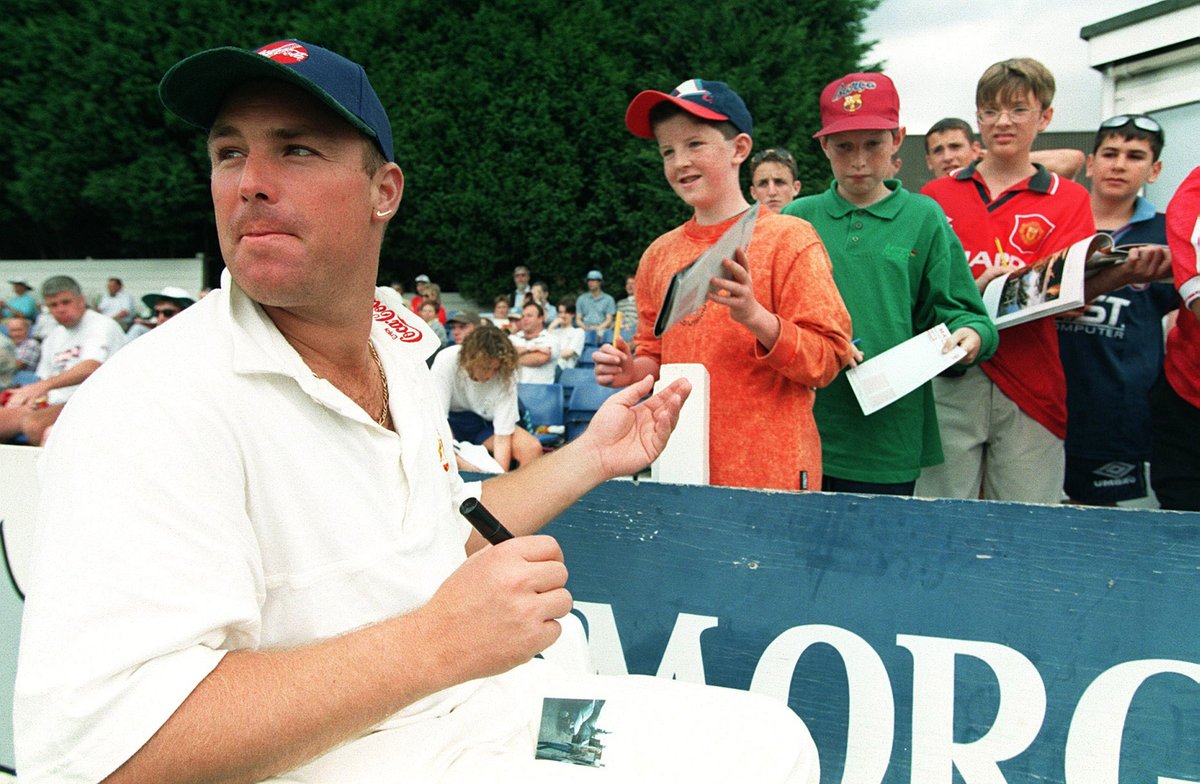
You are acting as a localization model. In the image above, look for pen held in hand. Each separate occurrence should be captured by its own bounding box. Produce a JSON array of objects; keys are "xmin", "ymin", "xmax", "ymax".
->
[{"xmin": 459, "ymin": 497, "xmax": 514, "ymax": 545}]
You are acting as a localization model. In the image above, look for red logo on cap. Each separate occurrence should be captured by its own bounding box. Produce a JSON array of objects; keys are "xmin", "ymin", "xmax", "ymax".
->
[{"xmin": 256, "ymin": 41, "xmax": 309, "ymax": 64}]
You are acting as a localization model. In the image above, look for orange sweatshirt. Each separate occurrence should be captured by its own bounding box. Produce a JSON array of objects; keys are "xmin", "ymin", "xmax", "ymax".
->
[{"xmin": 634, "ymin": 210, "xmax": 853, "ymax": 490}]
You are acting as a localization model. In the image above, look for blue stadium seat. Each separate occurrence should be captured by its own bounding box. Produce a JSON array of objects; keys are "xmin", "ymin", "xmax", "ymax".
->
[
  {"xmin": 565, "ymin": 381, "xmax": 621, "ymax": 441},
  {"xmin": 517, "ymin": 383, "xmax": 565, "ymax": 448},
  {"xmin": 600, "ymin": 328, "xmax": 635, "ymax": 348},
  {"xmin": 578, "ymin": 345, "xmax": 599, "ymax": 367},
  {"xmin": 558, "ymin": 367, "xmax": 595, "ymax": 401}
]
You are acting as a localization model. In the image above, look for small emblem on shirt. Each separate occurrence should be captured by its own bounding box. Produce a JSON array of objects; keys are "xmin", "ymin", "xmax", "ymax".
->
[
  {"xmin": 1009, "ymin": 214, "xmax": 1055, "ymax": 255},
  {"xmin": 437, "ymin": 436, "xmax": 449, "ymax": 472},
  {"xmin": 1091, "ymin": 461, "xmax": 1138, "ymax": 487},
  {"xmin": 372, "ymin": 300, "xmax": 423, "ymax": 343}
]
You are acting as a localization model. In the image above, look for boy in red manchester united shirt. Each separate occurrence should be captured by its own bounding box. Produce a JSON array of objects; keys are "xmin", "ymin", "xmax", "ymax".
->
[{"xmin": 917, "ymin": 57, "xmax": 1170, "ymax": 503}]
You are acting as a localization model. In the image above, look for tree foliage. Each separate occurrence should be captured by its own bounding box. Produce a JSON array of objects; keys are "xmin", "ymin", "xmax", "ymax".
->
[{"xmin": 1, "ymin": 0, "xmax": 879, "ymax": 303}]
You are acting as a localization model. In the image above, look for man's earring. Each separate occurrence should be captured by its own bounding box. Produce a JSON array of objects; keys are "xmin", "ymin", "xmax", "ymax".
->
[{"xmin": 375, "ymin": 208, "xmax": 393, "ymax": 218}]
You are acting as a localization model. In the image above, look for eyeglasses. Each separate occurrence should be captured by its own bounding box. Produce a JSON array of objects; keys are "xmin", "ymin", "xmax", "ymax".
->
[
  {"xmin": 154, "ymin": 308, "xmax": 181, "ymax": 319},
  {"xmin": 977, "ymin": 106, "xmax": 1040, "ymax": 125},
  {"xmin": 1099, "ymin": 114, "xmax": 1163, "ymax": 137}
]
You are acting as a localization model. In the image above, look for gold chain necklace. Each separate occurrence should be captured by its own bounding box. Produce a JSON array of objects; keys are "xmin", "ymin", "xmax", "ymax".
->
[{"xmin": 367, "ymin": 341, "xmax": 390, "ymax": 427}]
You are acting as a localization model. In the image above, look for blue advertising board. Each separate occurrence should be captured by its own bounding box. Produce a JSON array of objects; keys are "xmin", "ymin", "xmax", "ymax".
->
[{"xmin": 546, "ymin": 481, "xmax": 1200, "ymax": 784}]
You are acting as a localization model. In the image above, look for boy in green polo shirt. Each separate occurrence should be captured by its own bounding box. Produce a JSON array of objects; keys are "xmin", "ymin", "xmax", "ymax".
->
[{"xmin": 782, "ymin": 72, "xmax": 998, "ymax": 495}]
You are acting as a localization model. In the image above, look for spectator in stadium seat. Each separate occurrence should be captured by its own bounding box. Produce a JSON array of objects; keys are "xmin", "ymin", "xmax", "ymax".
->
[
  {"xmin": 5, "ymin": 316, "xmax": 40, "ymax": 373},
  {"xmin": 97, "ymin": 277, "xmax": 136, "ymax": 330},
  {"xmin": 126, "ymin": 286, "xmax": 196, "ymax": 340},
  {"xmin": 510, "ymin": 302, "xmax": 558, "ymax": 384},
  {"xmin": 548, "ymin": 300, "xmax": 586, "ymax": 370},
  {"xmin": 431, "ymin": 324, "xmax": 543, "ymax": 471},
  {"xmin": 0, "ymin": 275, "xmax": 125, "ymax": 445}
]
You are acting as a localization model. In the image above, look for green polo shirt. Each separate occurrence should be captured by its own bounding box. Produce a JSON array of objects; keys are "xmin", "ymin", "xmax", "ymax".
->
[{"xmin": 783, "ymin": 180, "xmax": 997, "ymax": 483}]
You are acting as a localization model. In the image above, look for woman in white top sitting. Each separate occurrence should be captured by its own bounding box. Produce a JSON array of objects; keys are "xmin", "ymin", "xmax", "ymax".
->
[
  {"xmin": 483, "ymin": 295, "xmax": 517, "ymax": 334},
  {"xmin": 548, "ymin": 300, "xmax": 586, "ymax": 370},
  {"xmin": 430, "ymin": 325, "xmax": 542, "ymax": 471}
]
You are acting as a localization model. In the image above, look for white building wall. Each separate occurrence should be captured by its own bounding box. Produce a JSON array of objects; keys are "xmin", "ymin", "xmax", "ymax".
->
[
  {"xmin": 0, "ymin": 256, "xmax": 206, "ymax": 319},
  {"xmin": 1084, "ymin": 3, "xmax": 1200, "ymax": 208}
]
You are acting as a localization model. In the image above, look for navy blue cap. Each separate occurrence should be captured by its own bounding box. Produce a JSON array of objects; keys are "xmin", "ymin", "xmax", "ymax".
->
[
  {"xmin": 625, "ymin": 78, "xmax": 753, "ymax": 139},
  {"xmin": 158, "ymin": 39, "xmax": 394, "ymax": 162}
]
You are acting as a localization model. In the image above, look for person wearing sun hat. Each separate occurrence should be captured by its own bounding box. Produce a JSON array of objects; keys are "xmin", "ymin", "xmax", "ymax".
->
[
  {"xmin": 123, "ymin": 285, "xmax": 198, "ymax": 340},
  {"xmin": 141, "ymin": 285, "xmax": 196, "ymax": 314},
  {"xmin": 1, "ymin": 280, "xmax": 38, "ymax": 321},
  {"xmin": 14, "ymin": 41, "xmax": 815, "ymax": 784},
  {"xmin": 593, "ymin": 77, "xmax": 854, "ymax": 492}
]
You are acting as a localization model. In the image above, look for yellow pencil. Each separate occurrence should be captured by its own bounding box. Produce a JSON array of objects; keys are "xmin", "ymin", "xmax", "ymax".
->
[
  {"xmin": 994, "ymin": 238, "xmax": 1008, "ymax": 269},
  {"xmin": 613, "ymin": 311, "xmax": 623, "ymax": 338}
]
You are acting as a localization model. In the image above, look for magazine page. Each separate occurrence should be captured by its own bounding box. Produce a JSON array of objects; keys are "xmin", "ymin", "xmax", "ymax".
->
[
  {"xmin": 846, "ymin": 323, "xmax": 967, "ymax": 416},
  {"xmin": 981, "ymin": 233, "xmax": 1114, "ymax": 330},
  {"xmin": 653, "ymin": 204, "xmax": 759, "ymax": 337}
]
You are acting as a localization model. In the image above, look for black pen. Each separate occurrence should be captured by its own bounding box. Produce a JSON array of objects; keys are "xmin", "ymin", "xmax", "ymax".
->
[{"xmin": 459, "ymin": 497, "xmax": 514, "ymax": 545}]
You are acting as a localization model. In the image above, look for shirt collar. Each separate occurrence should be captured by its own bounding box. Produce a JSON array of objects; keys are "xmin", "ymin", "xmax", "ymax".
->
[
  {"xmin": 223, "ymin": 269, "xmax": 438, "ymax": 381},
  {"xmin": 823, "ymin": 178, "xmax": 905, "ymax": 219},
  {"xmin": 956, "ymin": 160, "xmax": 1053, "ymax": 193},
  {"xmin": 1129, "ymin": 195, "xmax": 1159, "ymax": 225}
]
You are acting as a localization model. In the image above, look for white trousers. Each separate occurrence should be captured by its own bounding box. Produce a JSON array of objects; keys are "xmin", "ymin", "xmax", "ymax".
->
[{"xmin": 269, "ymin": 659, "xmax": 819, "ymax": 783}]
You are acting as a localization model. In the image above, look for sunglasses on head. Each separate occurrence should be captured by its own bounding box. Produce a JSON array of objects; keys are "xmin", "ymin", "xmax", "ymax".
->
[
  {"xmin": 1099, "ymin": 114, "xmax": 1162, "ymax": 137},
  {"xmin": 751, "ymin": 148, "xmax": 795, "ymax": 165}
]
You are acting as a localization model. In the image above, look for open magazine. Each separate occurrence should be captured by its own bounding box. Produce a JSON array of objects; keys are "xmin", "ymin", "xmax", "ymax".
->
[
  {"xmin": 653, "ymin": 204, "xmax": 759, "ymax": 337},
  {"xmin": 981, "ymin": 232, "xmax": 1136, "ymax": 329}
]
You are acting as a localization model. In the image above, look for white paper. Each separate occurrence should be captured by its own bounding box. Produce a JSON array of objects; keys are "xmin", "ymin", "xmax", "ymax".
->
[{"xmin": 846, "ymin": 323, "xmax": 966, "ymax": 416}]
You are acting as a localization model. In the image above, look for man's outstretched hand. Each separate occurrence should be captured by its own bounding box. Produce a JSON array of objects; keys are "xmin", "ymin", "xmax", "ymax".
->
[{"xmin": 576, "ymin": 374, "xmax": 692, "ymax": 479}]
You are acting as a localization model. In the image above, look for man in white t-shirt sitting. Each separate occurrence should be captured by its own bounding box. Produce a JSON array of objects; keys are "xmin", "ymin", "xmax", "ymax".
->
[
  {"xmin": 510, "ymin": 302, "xmax": 558, "ymax": 384},
  {"xmin": 0, "ymin": 275, "xmax": 126, "ymax": 445},
  {"xmin": 97, "ymin": 277, "xmax": 136, "ymax": 330}
]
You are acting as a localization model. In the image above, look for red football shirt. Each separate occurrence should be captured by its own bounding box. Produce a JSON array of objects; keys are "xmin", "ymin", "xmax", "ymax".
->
[
  {"xmin": 922, "ymin": 163, "xmax": 1094, "ymax": 438},
  {"xmin": 1165, "ymin": 166, "xmax": 1200, "ymax": 408}
]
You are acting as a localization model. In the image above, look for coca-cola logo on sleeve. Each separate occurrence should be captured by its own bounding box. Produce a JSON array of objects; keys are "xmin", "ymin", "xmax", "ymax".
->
[{"xmin": 372, "ymin": 300, "xmax": 423, "ymax": 342}]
